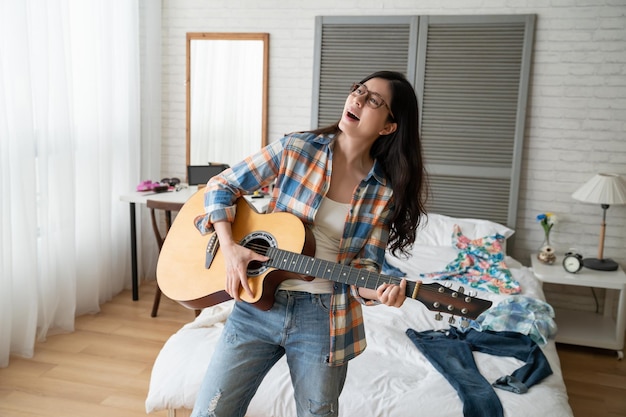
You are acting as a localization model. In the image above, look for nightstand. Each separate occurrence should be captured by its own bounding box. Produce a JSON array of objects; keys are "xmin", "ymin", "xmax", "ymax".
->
[{"xmin": 531, "ymin": 254, "xmax": 626, "ymax": 360}]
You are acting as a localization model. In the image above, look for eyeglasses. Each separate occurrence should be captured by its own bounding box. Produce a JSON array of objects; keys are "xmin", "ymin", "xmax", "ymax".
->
[{"xmin": 350, "ymin": 83, "xmax": 394, "ymax": 119}]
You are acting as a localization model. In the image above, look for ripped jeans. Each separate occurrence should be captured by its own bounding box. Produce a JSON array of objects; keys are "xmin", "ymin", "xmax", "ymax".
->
[{"xmin": 191, "ymin": 290, "xmax": 348, "ymax": 417}]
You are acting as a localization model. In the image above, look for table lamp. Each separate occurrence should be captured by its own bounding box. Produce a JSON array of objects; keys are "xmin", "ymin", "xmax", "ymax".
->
[{"xmin": 571, "ymin": 173, "xmax": 626, "ymax": 271}]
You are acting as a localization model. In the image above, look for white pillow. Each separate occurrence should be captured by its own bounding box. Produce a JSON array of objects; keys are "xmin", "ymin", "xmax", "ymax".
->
[{"xmin": 415, "ymin": 213, "xmax": 514, "ymax": 247}]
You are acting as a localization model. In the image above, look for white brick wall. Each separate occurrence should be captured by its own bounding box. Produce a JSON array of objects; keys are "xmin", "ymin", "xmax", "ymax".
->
[{"xmin": 158, "ymin": 0, "xmax": 626, "ymax": 289}]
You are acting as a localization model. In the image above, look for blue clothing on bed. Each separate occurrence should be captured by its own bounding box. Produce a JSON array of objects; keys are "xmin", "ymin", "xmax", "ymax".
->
[
  {"xmin": 406, "ymin": 327, "xmax": 553, "ymax": 417},
  {"xmin": 473, "ymin": 295, "xmax": 558, "ymax": 346}
]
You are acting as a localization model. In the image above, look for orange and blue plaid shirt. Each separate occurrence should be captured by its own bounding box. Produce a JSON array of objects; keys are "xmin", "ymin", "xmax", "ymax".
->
[{"xmin": 195, "ymin": 132, "xmax": 395, "ymax": 365}]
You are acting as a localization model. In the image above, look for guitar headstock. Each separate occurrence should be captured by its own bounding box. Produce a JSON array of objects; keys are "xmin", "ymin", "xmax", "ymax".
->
[{"xmin": 412, "ymin": 282, "xmax": 492, "ymax": 322}]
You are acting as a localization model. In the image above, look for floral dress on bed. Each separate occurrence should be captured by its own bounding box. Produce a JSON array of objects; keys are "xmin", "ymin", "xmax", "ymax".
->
[{"xmin": 420, "ymin": 225, "xmax": 521, "ymax": 295}]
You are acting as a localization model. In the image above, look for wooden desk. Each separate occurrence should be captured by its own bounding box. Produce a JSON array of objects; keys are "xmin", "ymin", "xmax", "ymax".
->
[{"xmin": 120, "ymin": 186, "xmax": 269, "ymax": 300}]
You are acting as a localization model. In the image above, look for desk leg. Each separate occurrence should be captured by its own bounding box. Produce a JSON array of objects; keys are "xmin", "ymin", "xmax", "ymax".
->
[{"xmin": 129, "ymin": 202, "xmax": 139, "ymax": 301}]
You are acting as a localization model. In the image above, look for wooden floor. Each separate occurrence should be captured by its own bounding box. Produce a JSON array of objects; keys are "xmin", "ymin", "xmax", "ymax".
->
[
  {"xmin": 1, "ymin": 281, "xmax": 625, "ymax": 417},
  {"xmin": 0, "ymin": 281, "xmax": 194, "ymax": 417},
  {"xmin": 557, "ymin": 343, "xmax": 626, "ymax": 416}
]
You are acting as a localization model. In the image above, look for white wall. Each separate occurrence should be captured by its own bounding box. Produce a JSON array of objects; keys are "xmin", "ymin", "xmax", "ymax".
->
[{"xmin": 159, "ymin": 0, "xmax": 626, "ymax": 281}]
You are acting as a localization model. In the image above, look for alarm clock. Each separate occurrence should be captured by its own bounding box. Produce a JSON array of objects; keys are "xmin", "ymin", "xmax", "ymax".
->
[{"xmin": 562, "ymin": 250, "xmax": 583, "ymax": 273}]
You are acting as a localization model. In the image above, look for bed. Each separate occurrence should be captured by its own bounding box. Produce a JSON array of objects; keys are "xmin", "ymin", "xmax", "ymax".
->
[{"xmin": 145, "ymin": 212, "xmax": 574, "ymax": 417}]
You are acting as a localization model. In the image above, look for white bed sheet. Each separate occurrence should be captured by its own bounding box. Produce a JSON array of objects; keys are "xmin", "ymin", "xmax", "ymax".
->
[{"xmin": 146, "ymin": 246, "xmax": 573, "ymax": 416}]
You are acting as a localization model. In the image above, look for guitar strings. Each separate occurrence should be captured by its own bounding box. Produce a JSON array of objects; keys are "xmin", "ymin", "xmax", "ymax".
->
[
  {"xmin": 242, "ymin": 241, "xmax": 406, "ymax": 286},
  {"xmin": 237, "ymin": 241, "xmax": 477, "ymax": 298},
  {"xmin": 232, "ymin": 240, "xmax": 488, "ymax": 317}
]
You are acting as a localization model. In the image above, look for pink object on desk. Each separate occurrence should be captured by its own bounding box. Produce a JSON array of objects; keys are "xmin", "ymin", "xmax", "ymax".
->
[{"xmin": 136, "ymin": 180, "xmax": 170, "ymax": 192}]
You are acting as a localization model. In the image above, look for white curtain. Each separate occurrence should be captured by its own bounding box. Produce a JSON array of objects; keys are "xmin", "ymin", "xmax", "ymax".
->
[{"xmin": 0, "ymin": 0, "xmax": 140, "ymax": 367}]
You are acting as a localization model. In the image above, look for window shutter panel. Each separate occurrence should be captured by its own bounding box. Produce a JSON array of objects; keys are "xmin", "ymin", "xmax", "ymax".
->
[
  {"xmin": 312, "ymin": 14, "xmax": 535, "ymax": 234},
  {"xmin": 416, "ymin": 15, "xmax": 535, "ymax": 228},
  {"xmin": 312, "ymin": 16, "xmax": 418, "ymax": 128}
]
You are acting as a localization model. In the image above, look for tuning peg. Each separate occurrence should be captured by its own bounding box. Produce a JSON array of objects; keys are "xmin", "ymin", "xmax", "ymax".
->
[
  {"xmin": 448, "ymin": 316, "xmax": 456, "ymax": 325},
  {"xmin": 435, "ymin": 312, "xmax": 443, "ymax": 321}
]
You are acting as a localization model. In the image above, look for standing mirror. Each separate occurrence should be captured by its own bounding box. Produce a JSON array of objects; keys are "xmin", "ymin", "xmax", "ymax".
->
[{"xmin": 186, "ymin": 33, "xmax": 269, "ymax": 168}]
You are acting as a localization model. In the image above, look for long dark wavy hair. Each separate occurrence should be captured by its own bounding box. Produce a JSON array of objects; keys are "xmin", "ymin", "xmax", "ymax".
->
[{"xmin": 311, "ymin": 71, "xmax": 428, "ymax": 256}]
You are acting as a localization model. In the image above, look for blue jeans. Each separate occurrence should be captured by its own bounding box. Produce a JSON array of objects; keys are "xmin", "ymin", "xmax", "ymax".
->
[
  {"xmin": 406, "ymin": 327, "xmax": 553, "ymax": 417},
  {"xmin": 191, "ymin": 290, "xmax": 348, "ymax": 417}
]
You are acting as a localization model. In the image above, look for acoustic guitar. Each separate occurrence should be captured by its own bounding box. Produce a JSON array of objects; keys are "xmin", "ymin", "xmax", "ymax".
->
[{"xmin": 157, "ymin": 190, "xmax": 493, "ymax": 320}]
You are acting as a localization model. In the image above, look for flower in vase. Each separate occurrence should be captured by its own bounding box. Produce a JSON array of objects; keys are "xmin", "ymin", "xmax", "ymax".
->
[{"xmin": 536, "ymin": 212, "xmax": 558, "ymax": 244}]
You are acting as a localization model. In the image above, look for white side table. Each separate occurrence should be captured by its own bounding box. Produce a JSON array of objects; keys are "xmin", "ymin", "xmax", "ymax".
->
[{"xmin": 531, "ymin": 254, "xmax": 626, "ymax": 360}]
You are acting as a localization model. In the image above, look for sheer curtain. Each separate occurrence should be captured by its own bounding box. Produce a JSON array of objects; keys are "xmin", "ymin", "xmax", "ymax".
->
[{"xmin": 0, "ymin": 0, "xmax": 141, "ymax": 367}]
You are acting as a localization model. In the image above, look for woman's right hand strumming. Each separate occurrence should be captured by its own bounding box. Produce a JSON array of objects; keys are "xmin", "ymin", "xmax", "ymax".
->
[{"xmin": 212, "ymin": 221, "xmax": 269, "ymax": 301}]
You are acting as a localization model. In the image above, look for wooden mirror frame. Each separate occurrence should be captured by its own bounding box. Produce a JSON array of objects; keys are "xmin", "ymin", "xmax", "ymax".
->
[{"xmin": 186, "ymin": 32, "xmax": 269, "ymax": 167}]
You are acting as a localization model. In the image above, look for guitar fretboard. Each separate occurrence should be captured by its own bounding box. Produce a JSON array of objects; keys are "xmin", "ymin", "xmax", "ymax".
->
[{"xmin": 266, "ymin": 247, "xmax": 419, "ymax": 297}]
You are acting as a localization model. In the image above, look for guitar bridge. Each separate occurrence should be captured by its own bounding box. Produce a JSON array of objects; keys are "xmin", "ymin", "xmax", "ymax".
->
[{"xmin": 205, "ymin": 234, "xmax": 219, "ymax": 269}]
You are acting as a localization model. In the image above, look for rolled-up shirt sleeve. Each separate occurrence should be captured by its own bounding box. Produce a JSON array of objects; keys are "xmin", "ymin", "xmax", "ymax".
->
[{"xmin": 193, "ymin": 139, "xmax": 285, "ymax": 235}]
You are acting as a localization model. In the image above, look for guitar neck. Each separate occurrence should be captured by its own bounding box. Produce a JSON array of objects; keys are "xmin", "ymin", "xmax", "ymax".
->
[
  {"xmin": 266, "ymin": 247, "xmax": 416, "ymax": 296},
  {"xmin": 264, "ymin": 247, "xmax": 492, "ymax": 320}
]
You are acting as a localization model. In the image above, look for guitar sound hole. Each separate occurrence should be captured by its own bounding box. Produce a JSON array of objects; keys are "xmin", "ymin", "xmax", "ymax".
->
[{"xmin": 240, "ymin": 233, "xmax": 276, "ymax": 277}]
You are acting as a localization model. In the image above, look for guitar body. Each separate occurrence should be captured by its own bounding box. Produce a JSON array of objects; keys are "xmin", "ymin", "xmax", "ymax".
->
[{"xmin": 157, "ymin": 191, "xmax": 315, "ymax": 310}]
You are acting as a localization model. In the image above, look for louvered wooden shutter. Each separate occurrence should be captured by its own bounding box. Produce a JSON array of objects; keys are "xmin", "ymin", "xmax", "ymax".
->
[
  {"xmin": 312, "ymin": 14, "xmax": 535, "ymax": 231},
  {"xmin": 417, "ymin": 15, "xmax": 535, "ymax": 227},
  {"xmin": 312, "ymin": 16, "xmax": 418, "ymax": 128}
]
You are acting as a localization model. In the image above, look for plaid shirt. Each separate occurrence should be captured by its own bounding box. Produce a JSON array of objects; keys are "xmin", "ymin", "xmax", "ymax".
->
[{"xmin": 195, "ymin": 132, "xmax": 394, "ymax": 365}]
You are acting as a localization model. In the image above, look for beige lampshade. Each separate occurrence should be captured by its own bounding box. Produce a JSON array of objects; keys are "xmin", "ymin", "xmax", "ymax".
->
[{"xmin": 572, "ymin": 173, "xmax": 626, "ymax": 205}]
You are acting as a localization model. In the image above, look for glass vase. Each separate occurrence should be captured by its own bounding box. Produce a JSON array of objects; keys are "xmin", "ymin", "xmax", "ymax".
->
[{"xmin": 537, "ymin": 233, "xmax": 556, "ymax": 264}]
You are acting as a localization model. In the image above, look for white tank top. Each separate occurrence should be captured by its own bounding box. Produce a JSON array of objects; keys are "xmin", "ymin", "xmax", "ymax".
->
[{"xmin": 278, "ymin": 197, "xmax": 351, "ymax": 293}]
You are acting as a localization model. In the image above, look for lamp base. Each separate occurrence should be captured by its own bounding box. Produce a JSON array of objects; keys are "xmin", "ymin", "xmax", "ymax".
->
[{"xmin": 583, "ymin": 258, "xmax": 619, "ymax": 271}]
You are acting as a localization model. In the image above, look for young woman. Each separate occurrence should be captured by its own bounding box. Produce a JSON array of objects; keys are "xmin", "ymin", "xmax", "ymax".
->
[{"xmin": 191, "ymin": 70, "xmax": 427, "ymax": 417}]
